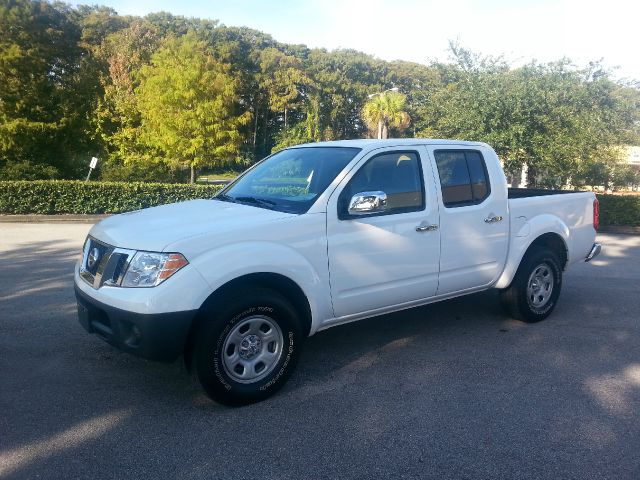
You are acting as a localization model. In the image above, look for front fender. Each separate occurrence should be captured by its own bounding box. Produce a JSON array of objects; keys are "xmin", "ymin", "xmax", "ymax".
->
[
  {"xmin": 495, "ymin": 214, "xmax": 569, "ymax": 289},
  {"xmin": 189, "ymin": 241, "xmax": 333, "ymax": 334}
]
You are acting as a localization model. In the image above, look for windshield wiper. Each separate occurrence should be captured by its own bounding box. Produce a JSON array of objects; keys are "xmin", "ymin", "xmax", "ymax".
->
[
  {"xmin": 215, "ymin": 193, "xmax": 235, "ymax": 203},
  {"xmin": 233, "ymin": 196, "xmax": 277, "ymax": 210}
]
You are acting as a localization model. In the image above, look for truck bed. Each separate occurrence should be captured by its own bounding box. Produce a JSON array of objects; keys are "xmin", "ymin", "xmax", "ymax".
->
[
  {"xmin": 507, "ymin": 189, "xmax": 596, "ymax": 266},
  {"xmin": 508, "ymin": 188, "xmax": 580, "ymax": 199}
]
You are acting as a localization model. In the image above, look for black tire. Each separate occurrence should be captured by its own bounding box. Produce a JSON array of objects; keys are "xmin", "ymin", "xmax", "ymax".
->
[
  {"xmin": 193, "ymin": 286, "xmax": 304, "ymax": 406},
  {"xmin": 500, "ymin": 248, "xmax": 562, "ymax": 323}
]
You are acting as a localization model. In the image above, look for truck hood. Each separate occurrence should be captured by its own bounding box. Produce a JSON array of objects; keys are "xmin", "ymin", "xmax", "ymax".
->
[{"xmin": 89, "ymin": 199, "xmax": 293, "ymax": 252}]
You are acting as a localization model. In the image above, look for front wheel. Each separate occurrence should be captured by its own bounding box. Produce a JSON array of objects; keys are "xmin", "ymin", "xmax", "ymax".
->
[
  {"xmin": 500, "ymin": 248, "xmax": 563, "ymax": 323},
  {"xmin": 193, "ymin": 286, "xmax": 304, "ymax": 406}
]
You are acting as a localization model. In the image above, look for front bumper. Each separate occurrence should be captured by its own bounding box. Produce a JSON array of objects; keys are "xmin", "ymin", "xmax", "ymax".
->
[
  {"xmin": 585, "ymin": 242, "xmax": 602, "ymax": 262},
  {"xmin": 75, "ymin": 285, "xmax": 197, "ymax": 362}
]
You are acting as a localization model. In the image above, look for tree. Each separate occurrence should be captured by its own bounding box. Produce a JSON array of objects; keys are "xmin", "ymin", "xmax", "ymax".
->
[
  {"xmin": 0, "ymin": 0, "xmax": 100, "ymax": 179},
  {"xmin": 207, "ymin": 26, "xmax": 279, "ymax": 159},
  {"xmin": 362, "ymin": 91, "xmax": 411, "ymax": 139},
  {"xmin": 2, "ymin": 3, "xmax": 638, "ymax": 187},
  {"xmin": 75, "ymin": 4, "xmax": 127, "ymax": 49},
  {"xmin": 419, "ymin": 46, "xmax": 639, "ymax": 188},
  {"xmin": 135, "ymin": 32, "xmax": 251, "ymax": 182},
  {"xmin": 94, "ymin": 20, "xmax": 165, "ymax": 179},
  {"xmin": 259, "ymin": 48, "xmax": 312, "ymax": 129},
  {"xmin": 305, "ymin": 49, "xmax": 388, "ymax": 141}
]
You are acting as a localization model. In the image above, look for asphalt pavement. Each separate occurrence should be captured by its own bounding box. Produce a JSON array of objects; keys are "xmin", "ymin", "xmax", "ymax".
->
[{"xmin": 1, "ymin": 223, "xmax": 639, "ymax": 480}]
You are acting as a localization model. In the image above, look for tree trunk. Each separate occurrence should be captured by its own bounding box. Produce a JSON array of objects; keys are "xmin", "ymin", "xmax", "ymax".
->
[
  {"xmin": 263, "ymin": 110, "xmax": 269, "ymax": 152},
  {"xmin": 519, "ymin": 163, "xmax": 528, "ymax": 188},
  {"xmin": 527, "ymin": 164, "xmax": 537, "ymax": 188},
  {"xmin": 253, "ymin": 102, "xmax": 259, "ymax": 148},
  {"xmin": 284, "ymin": 107, "xmax": 288, "ymax": 129},
  {"xmin": 377, "ymin": 120, "xmax": 383, "ymax": 139},
  {"xmin": 190, "ymin": 165, "xmax": 195, "ymax": 184}
]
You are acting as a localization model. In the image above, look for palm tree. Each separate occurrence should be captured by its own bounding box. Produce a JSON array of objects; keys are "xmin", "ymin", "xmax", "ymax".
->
[{"xmin": 362, "ymin": 91, "xmax": 411, "ymax": 139}]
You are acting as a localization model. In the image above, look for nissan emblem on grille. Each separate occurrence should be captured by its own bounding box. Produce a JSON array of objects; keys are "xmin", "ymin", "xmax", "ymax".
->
[{"xmin": 87, "ymin": 247, "xmax": 100, "ymax": 269}]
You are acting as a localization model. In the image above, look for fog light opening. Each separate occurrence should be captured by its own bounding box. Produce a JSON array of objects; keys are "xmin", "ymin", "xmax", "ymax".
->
[{"xmin": 123, "ymin": 323, "xmax": 142, "ymax": 348}]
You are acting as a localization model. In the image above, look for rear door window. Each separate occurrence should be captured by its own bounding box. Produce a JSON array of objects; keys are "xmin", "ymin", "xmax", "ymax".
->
[{"xmin": 434, "ymin": 150, "xmax": 491, "ymax": 207}]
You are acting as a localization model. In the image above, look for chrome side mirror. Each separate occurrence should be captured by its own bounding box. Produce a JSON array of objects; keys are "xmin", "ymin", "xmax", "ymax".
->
[{"xmin": 348, "ymin": 191, "xmax": 387, "ymax": 215}]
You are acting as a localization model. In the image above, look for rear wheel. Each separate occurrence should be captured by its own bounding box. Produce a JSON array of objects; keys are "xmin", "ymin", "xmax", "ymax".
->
[
  {"xmin": 193, "ymin": 286, "xmax": 304, "ymax": 406},
  {"xmin": 500, "ymin": 248, "xmax": 562, "ymax": 323}
]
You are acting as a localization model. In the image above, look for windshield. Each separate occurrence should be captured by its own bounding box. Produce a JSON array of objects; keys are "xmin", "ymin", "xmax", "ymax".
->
[{"xmin": 216, "ymin": 147, "xmax": 361, "ymax": 214}]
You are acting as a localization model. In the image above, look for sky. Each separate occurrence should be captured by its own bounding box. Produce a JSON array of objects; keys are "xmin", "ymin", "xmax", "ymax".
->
[{"xmin": 70, "ymin": 0, "xmax": 640, "ymax": 80}]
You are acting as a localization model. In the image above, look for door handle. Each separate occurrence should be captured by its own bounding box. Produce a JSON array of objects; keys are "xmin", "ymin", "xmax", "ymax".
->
[
  {"xmin": 484, "ymin": 215, "xmax": 503, "ymax": 223},
  {"xmin": 416, "ymin": 224, "xmax": 439, "ymax": 232}
]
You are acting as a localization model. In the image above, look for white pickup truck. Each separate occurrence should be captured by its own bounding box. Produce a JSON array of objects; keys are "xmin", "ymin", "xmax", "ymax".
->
[{"xmin": 75, "ymin": 139, "xmax": 601, "ymax": 405}]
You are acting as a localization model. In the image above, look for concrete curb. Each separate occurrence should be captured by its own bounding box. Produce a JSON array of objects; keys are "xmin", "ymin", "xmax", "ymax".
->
[
  {"xmin": 598, "ymin": 225, "xmax": 640, "ymax": 235},
  {"xmin": 0, "ymin": 214, "xmax": 110, "ymax": 224}
]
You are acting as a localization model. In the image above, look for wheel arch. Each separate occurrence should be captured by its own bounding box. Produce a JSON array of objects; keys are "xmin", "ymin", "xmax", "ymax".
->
[
  {"xmin": 526, "ymin": 232, "xmax": 568, "ymax": 270},
  {"xmin": 496, "ymin": 230, "xmax": 568, "ymax": 290},
  {"xmin": 184, "ymin": 272, "xmax": 312, "ymax": 369}
]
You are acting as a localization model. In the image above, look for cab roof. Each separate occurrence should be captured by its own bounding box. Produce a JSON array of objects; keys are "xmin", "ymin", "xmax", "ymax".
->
[{"xmin": 289, "ymin": 138, "xmax": 490, "ymax": 151}]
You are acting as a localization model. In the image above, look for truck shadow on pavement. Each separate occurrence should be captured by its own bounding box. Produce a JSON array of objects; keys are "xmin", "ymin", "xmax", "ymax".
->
[{"xmin": 1, "ymin": 234, "xmax": 640, "ymax": 479}]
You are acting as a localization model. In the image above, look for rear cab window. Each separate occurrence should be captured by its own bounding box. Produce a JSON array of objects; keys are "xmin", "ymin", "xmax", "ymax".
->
[{"xmin": 434, "ymin": 150, "xmax": 491, "ymax": 207}]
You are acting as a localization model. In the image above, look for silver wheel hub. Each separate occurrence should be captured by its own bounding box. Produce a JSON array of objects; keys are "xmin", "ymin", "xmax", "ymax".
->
[
  {"xmin": 527, "ymin": 263, "xmax": 554, "ymax": 309},
  {"xmin": 238, "ymin": 334, "xmax": 262, "ymax": 360},
  {"xmin": 221, "ymin": 315, "xmax": 284, "ymax": 384}
]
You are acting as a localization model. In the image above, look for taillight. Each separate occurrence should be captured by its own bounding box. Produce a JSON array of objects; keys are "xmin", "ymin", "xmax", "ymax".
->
[{"xmin": 593, "ymin": 198, "xmax": 600, "ymax": 231}]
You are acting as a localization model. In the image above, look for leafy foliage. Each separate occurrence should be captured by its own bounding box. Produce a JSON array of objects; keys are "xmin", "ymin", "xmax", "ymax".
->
[
  {"xmin": 0, "ymin": 0, "xmax": 102, "ymax": 179},
  {"xmin": 418, "ymin": 47, "xmax": 640, "ymax": 188},
  {"xmin": 94, "ymin": 19, "xmax": 161, "ymax": 178},
  {"xmin": 0, "ymin": 180, "xmax": 223, "ymax": 214},
  {"xmin": 2, "ymin": 181, "xmax": 637, "ymax": 227},
  {"xmin": 136, "ymin": 32, "xmax": 251, "ymax": 182},
  {"xmin": 596, "ymin": 194, "xmax": 640, "ymax": 226},
  {"xmin": 0, "ymin": 1, "xmax": 638, "ymax": 190},
  {"xmin": 362, "ymin": 91, "xmax": 411, "ymax": 139}
]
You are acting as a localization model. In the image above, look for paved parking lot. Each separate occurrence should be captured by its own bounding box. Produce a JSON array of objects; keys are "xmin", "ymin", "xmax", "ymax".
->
[{"xmin": 1, "ymin": 223, "xmax": 639, "ymax": 480}]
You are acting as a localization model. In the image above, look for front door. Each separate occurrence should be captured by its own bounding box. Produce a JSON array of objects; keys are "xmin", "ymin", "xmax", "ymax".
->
[{"xmin": 326, "ymin": 147, "xmax": 441, "ymax": 318}]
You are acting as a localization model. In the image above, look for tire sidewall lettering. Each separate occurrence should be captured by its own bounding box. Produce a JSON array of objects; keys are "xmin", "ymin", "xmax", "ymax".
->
[
  {"xmin": 533, "ymin": 299, "xmax": 555, "ymax": 316},
  {"xmin": 260, "ymin": 331, "xmax": 294, "ymax": 391}
]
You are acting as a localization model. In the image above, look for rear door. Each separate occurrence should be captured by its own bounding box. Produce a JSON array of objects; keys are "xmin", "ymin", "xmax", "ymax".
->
[
  {"xmin": 326, "ymin": 146, "xmax": 441, "ymax": 318},
  {"xmin": 426, "ymin": 146, "xmax": 509, "ymax": 294}
]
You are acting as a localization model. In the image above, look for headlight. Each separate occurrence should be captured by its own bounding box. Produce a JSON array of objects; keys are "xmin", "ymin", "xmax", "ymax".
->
[{"xmin": 121, "ymin": 251, "xmax": 189, "ymax": 288}]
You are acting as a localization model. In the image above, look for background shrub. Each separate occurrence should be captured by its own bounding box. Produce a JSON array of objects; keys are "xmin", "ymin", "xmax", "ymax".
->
[
  {"xmin": 0, "ymin": 180, "xmax": 224, "ymax": 214},
  {"xmin": 1, "ymin": 181, "xmax": 639, "ymax": 227},
  {"xmin": 597, "ymin": 194, "xmax": 640, "ymax": 227}
]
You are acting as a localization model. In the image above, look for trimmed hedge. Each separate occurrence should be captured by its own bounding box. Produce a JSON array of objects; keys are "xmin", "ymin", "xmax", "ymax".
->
[
  {"xmin": 597, "ymin": 194, "xmax": 640, "ymax": 227},
  {"xmin": 0, "ymin": 180, "xmax": 224, "ymax": 214},
  {"xmin": 0, "ymin": 181, "xmax": 638, "ymax": 226}
]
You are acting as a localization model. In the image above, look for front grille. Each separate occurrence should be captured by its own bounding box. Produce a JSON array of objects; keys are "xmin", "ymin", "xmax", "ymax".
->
[
  {"xmin": 80, "ymin": 237, "xmax": 134, "ymax": 289},
  {"xmin": 110, "ymin": 254, "xmax": 129, "ymax": 283},
  {"xmin": 85, "ymin": 239, "xmax": 112, "ymax": 276}
]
